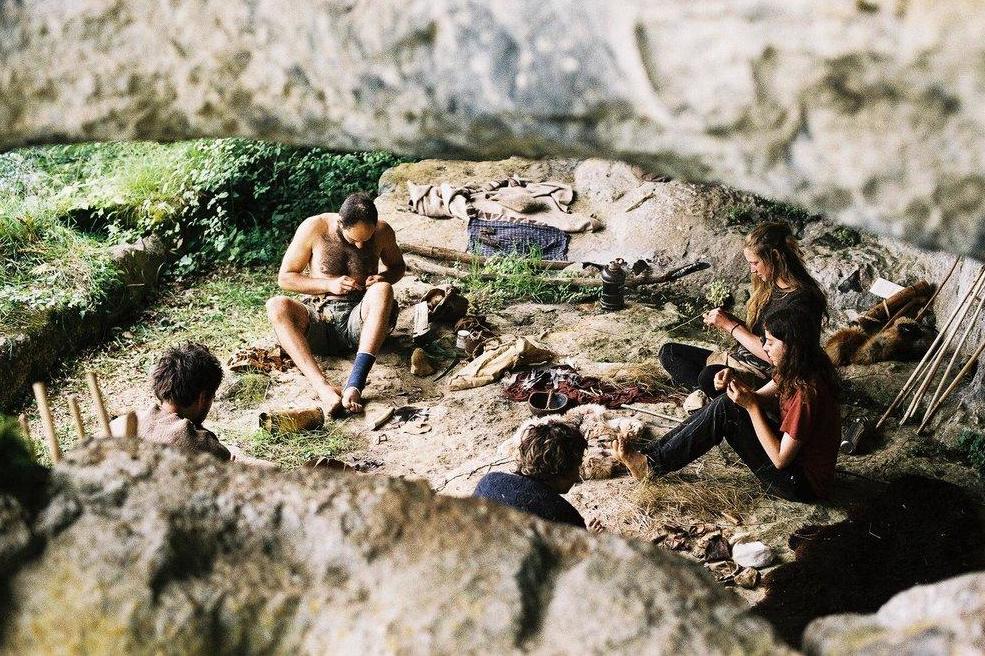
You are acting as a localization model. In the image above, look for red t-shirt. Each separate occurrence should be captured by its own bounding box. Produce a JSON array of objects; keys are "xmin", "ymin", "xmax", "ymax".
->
[{"xmin": 779, "ymin": 383, "xmax": 841, "ymax": 498}]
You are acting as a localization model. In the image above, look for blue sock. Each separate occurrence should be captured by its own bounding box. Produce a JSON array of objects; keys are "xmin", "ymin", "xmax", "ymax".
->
[{"xmin": 345, "ymin": 352, "xmax": 376, "ymax": 392}]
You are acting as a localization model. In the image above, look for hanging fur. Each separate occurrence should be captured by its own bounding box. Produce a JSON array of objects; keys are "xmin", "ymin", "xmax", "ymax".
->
[{"xmin": 826, "ymin": 318, "xmax": 934, "ymax": 366}]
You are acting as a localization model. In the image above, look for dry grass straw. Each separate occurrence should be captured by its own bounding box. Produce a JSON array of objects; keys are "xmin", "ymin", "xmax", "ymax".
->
[{"xmin": 633, "ymin": 458, "xmax": 765, "ymax": 522}]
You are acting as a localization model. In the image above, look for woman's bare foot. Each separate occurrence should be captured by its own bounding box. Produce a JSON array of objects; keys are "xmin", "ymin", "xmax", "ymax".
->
[
  {"xmin": 342, "ymin": 387, "xmax": 364, "ymax": 414},
  {"xmin": 611, "ymin": 435, "xmax": 650, "ymax": 480}
]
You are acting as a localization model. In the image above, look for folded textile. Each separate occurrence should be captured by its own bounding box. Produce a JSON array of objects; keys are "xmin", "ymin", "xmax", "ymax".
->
[
  {"xmin": 448, "ymin": 336, "xmax": 555, "ymax": 391},
  {"xmin": 406, "ymin": 181, "xmax": 472, "ymax": 220},
  {"xmin": 501, "ymin": 364, "xmax": 671, "ymax": 409},
  {"xmin": 407, "ymin": 175, "xmax": 596, "ymax": 233}
]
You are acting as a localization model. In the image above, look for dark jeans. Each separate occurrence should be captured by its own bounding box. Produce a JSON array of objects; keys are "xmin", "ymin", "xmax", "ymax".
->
[
  {"xmin": 659, "ymin": 342, "xmax": 726, "ymax": 398},
  {"xmin": 643, "ymin": 394, "xmax": 815, "ymax": 501}
]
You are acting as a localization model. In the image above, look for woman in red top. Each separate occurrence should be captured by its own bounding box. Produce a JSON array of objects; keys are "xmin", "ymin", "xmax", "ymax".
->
[{"xmin": 614, "ymin": 309, "xmax": 841, "ymax": 501}]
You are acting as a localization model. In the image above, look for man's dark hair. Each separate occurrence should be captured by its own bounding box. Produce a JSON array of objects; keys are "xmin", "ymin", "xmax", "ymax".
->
[
  {"xmin": 339, "ymin": 192, "xmax": 379, "ymax": 227},
  {"xmin": 517, "ymin": 422, "xmax": 588, "ymax": 482},
  {"xmin": 151, "ymin": 342, "xmax": 224, "ymax": 407}
]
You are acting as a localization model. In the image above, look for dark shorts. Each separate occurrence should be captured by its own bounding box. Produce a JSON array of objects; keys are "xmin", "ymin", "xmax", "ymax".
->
[{"xmin": 302, "ymin": 294, "xmax": 399, "ymax": 356}]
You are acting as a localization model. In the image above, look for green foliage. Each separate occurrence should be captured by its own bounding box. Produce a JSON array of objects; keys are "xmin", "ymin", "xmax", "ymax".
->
[
  {"xmin": 816, "ymin": 225, "xmax": 863, "ymax": 250},
  {"xmin": 957, "ymin": 429, "xmax": 985, "ymax": 476},
  {"xmin": 0, "ymin": 140, "xmax": 408, "ymax": 329},
  {"xmin": 704, "ymin": 279, "xmax": 732, "ymax": 308},
  {"xmin": 458, "ymin": 250, "xmax": 583, "ymax": 312},
  {"xmin": 722, "ymin": 198, "xmax": 817, "ymax": 229}
]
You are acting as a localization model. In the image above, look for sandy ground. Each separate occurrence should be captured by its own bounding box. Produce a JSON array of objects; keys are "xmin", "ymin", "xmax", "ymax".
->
[{"xmin": 20, "ymin": 268, "xmax": 985, "ymax": 609}]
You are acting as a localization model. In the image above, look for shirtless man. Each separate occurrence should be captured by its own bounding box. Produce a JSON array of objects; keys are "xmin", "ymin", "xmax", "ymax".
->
[{"xmin": 266, "ymin": 192, "xmax": 405, "ymax": 415}]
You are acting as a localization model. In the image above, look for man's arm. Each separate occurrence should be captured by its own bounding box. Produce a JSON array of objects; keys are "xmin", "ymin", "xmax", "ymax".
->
[
  {"xmin": 371, "ymin": 222, "xmax": 406, "ymax": 285},
  {"xmin": 277, "ymin": 217, "xmax": 358, "ymax": 295}
]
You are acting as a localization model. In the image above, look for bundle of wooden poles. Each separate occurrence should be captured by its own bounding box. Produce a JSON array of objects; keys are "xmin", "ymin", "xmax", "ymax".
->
[
  {"xmin": 19, "ymin": 372, "xmax": 135, "ymax": 464},
  {"xmin": 877, "ymin": 258, "xmax": 985, "ymax": 433}
]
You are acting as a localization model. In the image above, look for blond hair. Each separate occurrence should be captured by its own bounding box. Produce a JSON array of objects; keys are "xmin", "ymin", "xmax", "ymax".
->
[{"xmin": 744, "ymin": 222, "xmax": 827, "ymax": 329}]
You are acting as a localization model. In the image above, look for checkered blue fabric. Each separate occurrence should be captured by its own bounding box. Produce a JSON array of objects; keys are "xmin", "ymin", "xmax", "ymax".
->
[{"xmin": 467, "ymin": 216, "xmax": 570, "ymax": 260}]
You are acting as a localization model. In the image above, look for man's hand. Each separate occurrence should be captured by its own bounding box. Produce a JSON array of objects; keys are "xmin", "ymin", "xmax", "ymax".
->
[
  {"xmin": 713, "ymin": 367, "xmax": 732, "ymax": 392},
  {"xmin": 588, "ymin": 517, "xmax": 605, "ymax": 533},
  {"xmin": 326, "ymin": 276, "xmax": 363, "ymax": 296},
  {"xmin": 703, "ymin": 307, "xmax": 740, "ymax": 333},
  {"xmin": 364, "ymin": 274, "xmax": 385, "ymax": 287},
  {"xmin": 727, "ymin": 378, "xmax": 758, "ymax": 411}
]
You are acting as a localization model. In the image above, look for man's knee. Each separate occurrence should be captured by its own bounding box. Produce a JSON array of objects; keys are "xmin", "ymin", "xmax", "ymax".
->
[
  {"xmin": 367, "ymin": 281, "xmax": 394, "ymax": 303},
  {"xmin": 267, "ymin": 296, "xmax": 303, "ymax": 327}
]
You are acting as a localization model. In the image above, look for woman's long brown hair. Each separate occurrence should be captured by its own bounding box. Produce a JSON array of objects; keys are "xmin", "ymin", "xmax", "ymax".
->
[
  {"xmin": 763, "ymin": 310, "xmax": 839, "ymax": 401},
  {"xmin": 745, "ymin": 222, "xmax": 828, "ymax": 329}
]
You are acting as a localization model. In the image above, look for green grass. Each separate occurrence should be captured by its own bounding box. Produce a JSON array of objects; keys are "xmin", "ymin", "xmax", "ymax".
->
[
  {"xmin": 457, "ymin": 251, "xmax": 584, "ymax": 312},
  {"xmin": 237, "ymin": 423, "xmax": 352, "ymax": 469},
  {"xmin": 957, "ymin": 429, "xmax": 985, "ymax": 477},
  {"xmin": 224, "ymin": 373, "xmax": 272, "ymax": 410}
]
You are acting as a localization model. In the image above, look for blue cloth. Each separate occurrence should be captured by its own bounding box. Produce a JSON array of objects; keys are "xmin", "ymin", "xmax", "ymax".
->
[
  {"xmin": 473, "ymin": 472, "xmax": 585, "ymax": 528},
  {"xmin": 345, "ymin": 352, "xmax": 376, "ymax": 391},
  {"xmin": 467, "ymin": 217, "xmax": 570, "ymax": 260}
]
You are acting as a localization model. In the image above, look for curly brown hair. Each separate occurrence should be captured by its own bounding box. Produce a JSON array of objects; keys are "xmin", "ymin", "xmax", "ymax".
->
[{"xmin": 516, "ymin": 422, "xmax": 588, "ymax": 481}]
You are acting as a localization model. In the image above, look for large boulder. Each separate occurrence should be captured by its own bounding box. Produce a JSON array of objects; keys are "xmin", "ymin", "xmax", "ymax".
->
[
  {"xmin": 2, "ymin": 1, "xmax": 985, "ymax": 259},
  {"xmin": 803, "ymin": 572, "xmax": 985, "ymax": 655},
  {"xmin": 0, "ymin": 439, "xmax": 790, "ymax": 655}
]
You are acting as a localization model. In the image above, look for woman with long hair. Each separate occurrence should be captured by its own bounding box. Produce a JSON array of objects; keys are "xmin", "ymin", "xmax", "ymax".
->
[
  {"xmin": 659, "ymin": 221, "xmax": 828, "ymax": 396},
  {"xmin": 616, "ymin": 309, "xmax": 841, "ymax": 501}
]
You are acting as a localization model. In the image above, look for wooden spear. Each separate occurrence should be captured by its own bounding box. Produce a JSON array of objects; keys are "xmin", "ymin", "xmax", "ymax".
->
[
  {"xmin": 915, "ymin": 256, "xmax": 961, "ymax": 322},
  {"xmin": 918, "ymin": 334, "xmax": 985, "ymax": 432},
  {"xmin": 901, "ymin": 269, "xmax": 985, "ymax": 424},
  {"xmin": 920, "ymin": 285, "xmax": 985, "ymax": 426},
  {"xmin": 876, "ymin": 267, "xmax": 985, "ymax": 429},
  {"xmin": 67, "ymin": 394, "xmax": 87, "ymax": 441},
  {"xmin": 32, "ymin": 382, "xmax": 63, "ymax": 464},
  {"xmin": 86, "ymin": 372, "xmax": 112, "ymax": 437}
]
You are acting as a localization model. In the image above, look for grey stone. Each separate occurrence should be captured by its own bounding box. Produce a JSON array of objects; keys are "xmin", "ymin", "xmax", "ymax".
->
[
  {"xmin": 732, "ymin": 541, "xmax": 775, "ymax": 569},
  {"xmin": 804, "ymin": 572, "xmax": 985, "ymax": 655},
  {"xmin": 0, "ymin": 439, "xmax": 790, "ymax": 655},
  {"xmin": 2, "ymin": 2, "xmax": 985, "ymax": 259}
]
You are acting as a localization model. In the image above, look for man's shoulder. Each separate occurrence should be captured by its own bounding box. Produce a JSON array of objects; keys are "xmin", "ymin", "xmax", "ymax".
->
[{"xmin": 299, "ymin": 213, "xmax": 336, "ymax": 234}]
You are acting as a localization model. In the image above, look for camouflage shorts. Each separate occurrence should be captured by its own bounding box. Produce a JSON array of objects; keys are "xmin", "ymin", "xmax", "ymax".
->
[{"xmin": 302, "ymin": 294, "xmax": 399, "ymax": 356}]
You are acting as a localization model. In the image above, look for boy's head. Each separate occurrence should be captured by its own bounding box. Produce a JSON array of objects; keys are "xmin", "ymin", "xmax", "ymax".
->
[
  {"xmin": 151, "ymin": 342, "xmax": 223, "ymax": 424},
  {"xmin": 517, "ymin": 421, "xmax": 588, "ymax": 493}
]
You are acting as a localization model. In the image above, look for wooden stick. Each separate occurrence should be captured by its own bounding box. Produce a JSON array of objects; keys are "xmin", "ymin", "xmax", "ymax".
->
[
  {"xmin": 32, "ymin": 382, "xmax": 63, "ymax": 464},
  {"xmin": 919, "ymin": 335, "xmax": 985, "ymax": 432},
  {"xmin": 67, "ymin": 394, "xmax": 87, "ymax": 440},
  {"xmin": 916, "ymin": 256, "xmax": 960, "ymax": 322},
  {"xmin": 921, "ymin": 285, "xmax": 985, "ymax": 425},
  {"xmin": 903, "ymin": 269, "xmax": 985, "ymax": 422},
  {"xmin": 876, "ymin": 267, "xmax": 985, "ymax": 429},
  {"xmin": 621, "ymin": 403, "xmax": 683, "ymax": 423},
  {"xmin": 17, "ymin": 413, "xmax": 31, "ymax": 441},
  {"xmin": 400, "ymin": 242, "xmax": 573, "ymax": 270},
  {"xmin": 86, "ymin": 372, "xmax": 112, "ymax": 437},
  {"xmin": 407, "ymin": 256, "xmax": 708, "ymax": 289},
  {"xmin": 901, "ymin": 270, "xmax": 985, "ymax": 423},
  {"xmin": 122, "ymin": 411, "xmax": 138, "ymax": 438}
]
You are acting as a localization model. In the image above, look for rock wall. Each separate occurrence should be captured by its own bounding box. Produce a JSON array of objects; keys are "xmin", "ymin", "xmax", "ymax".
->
[
  {"xmin": 2, "ymin": 1, "xmax": 985, "ymax": 260},
  {"xmin": 0, "ymin": 439, "xmax": 790, "ymax": 655},
  {"xmin": 0, "ymin": 237, "xmax": 166, "ymax": 414},
  {"xmin": 803, "ymin": 572, "xmax": 985, "ymax": 655}
]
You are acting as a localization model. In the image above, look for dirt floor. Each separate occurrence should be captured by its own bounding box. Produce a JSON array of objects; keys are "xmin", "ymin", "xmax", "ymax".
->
[{"xmin": 19, "ymin": 263, "xmax": 985, "ymax": 618}]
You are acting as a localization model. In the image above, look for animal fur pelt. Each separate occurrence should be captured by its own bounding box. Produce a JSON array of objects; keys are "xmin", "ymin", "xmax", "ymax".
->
[
  {"xmin": 496, "ymin": 404, "xmax": 648, "ymax": 480},
  {"xmin": 825, "ymin": 318, "xmax": 934, "ymax": 366}
]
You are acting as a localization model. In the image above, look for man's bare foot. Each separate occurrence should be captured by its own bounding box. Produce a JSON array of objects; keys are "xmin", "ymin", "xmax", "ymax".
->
[
  {"xmin": 342, "ymin": 387, "xmax": 364, "ymax": 414},
  {"xmin": 611, "ymin": 435, "xmax": 650, "ymax": 481},
  {"xmin": 318, "ymin": 386, "xmax": 344, "ymax": 419}
]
